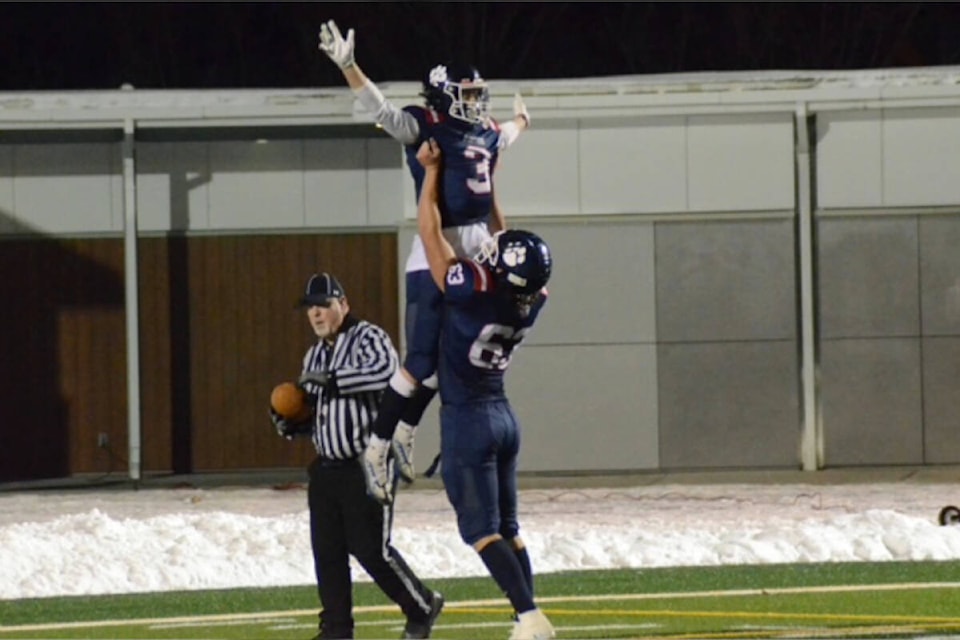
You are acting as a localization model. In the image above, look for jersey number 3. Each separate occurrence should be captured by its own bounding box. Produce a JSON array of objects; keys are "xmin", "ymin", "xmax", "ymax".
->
[
  {"xmin": 464, "ymin": 145, "xmax": 492, "ymax": 195},
  {"xmin": 469, "ymin": 323, "xmax": 527, "ymax": 370}
]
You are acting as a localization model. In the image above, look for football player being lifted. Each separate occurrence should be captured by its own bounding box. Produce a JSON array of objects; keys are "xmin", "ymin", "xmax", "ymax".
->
[{"xmin": 318, "ymin": 19, "xmax": 531, "ymax": 504}]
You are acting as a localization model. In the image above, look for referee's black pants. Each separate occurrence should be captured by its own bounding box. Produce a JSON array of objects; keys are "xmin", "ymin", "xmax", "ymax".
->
[{"xmin": 307, "ymin": 456, "xmax": 435, "ymax": 639}]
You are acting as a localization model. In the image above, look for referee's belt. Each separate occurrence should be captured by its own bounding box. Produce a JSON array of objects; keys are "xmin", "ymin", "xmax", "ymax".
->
[{"xmin": 313, "ymin": 455, "xmax": 358, "ymax": 469}]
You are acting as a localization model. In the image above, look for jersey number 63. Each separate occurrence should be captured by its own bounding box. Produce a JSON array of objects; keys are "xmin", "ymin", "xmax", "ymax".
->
[{"xmin": 469, "ymin": 323, "xmax": 528, "ymax": 370}]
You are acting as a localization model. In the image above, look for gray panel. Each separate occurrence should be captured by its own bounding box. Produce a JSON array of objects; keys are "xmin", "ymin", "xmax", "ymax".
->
[
  {"xmin": 13, "ymin": 144, "xmax": 118, "ymax": 234},
  {"xmin": 815, "ymin": 112, "xmax": 883, "ymax": 209},
  {"xmin": 366, "ymin": 138, "xmax": 405, "ymax": 227},
  {"xmin": 304, "ymin": 139, "xmax": 367, "ymax": 228},
  {"xmin": 579, "ymin": 117, "xmax": 687, "ymax": 214},
  {"xmin": 883, "ymin": 107, "xmax": 960, "ymax": 207},
  {"xmin": 520, "ymin": 220, "xmax": 656, "ymax": 345},
  {"xmin": 0, "ymin": 146, "xmax": 15, "ymax": 234},
  {"xmin": 687, "ymin": 114, "xmax": 794, "ymax": 212},
  {"xmin": 820, "ymin": 338, "xmax": 922, "ymax": 465},
  {"xmin": 208, "ymin": 140, "xmax": 304, "ymax": 229},
  {"xmin": 136, "ymin": 142, "xmax": 211, "ymax": 232},
  {"xmin": 656, "ymin": 219, "xmax": 796, "ymax": 342},
  {"xmin": 921, "ymin": 337, "xmax": 960, "ymax": 463},
  {"xmin": 658, "ymin": 341, "xmax": 800, "ymax": 469},
  {"xmin": 818, "ymin": 217, "xmax": 919, "ymax": 338},
  {"xmin": 919, "ymin": 215, "xmax": 960, "ymax": 335},
  {"xmin": 486, "ymin": 121, "xmax": 581, "ymax": 218},
  {"xmin": 408, "ymin": 345, "xmax": 660, "ymax": 473}
]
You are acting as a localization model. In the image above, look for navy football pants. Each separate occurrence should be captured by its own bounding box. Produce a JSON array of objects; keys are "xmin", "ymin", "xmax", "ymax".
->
[{"xmin": 439, "ymin": 399, "xmax": 521, "ymax": 545}]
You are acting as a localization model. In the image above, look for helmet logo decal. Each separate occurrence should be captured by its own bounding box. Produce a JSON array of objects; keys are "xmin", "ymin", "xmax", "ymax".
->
[
  {"xmin": 428, "ymin": 65, "xmax": 448, "ymax": 87},
  {"xmin": 502, "ymin": 242, "xmax": 529, "ymax": 288},
  {"xmin": 502, "ymin": 243, "xmax": 527, "ymax": 268}
]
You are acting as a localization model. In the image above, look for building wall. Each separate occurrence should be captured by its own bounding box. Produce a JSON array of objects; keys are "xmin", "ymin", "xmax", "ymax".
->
[{"xmin": 4, "ymin": 86, "xmax": 960, "ymax": 479}]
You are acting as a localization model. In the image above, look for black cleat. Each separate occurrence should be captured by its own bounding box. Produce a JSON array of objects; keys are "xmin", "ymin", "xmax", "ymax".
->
[{"xmin": 402, "ymin": 591, "xmax": 444, "ymax": 639}]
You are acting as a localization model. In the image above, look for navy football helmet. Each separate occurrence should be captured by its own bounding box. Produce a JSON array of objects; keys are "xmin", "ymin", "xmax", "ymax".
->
[
  {"xmin": 421, "ymin": 62, "xmax": 490, "ymax": 127},
  {"xmin": 477, "ymin": 230, "xmax": 553, "ymax": 295}
]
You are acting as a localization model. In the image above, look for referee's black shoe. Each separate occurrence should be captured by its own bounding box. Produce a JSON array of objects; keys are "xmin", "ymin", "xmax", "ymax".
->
[{"xmin": 402, "ymin": 591, "xmax": 444, "ymax": 639}]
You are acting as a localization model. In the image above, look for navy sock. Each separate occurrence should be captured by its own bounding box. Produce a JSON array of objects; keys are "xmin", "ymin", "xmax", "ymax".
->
[
  {"xmin": 478, "ymin": 538, "xmax": 535, "ymax": 614},
  {"xmin": 371, "ymin": 386, "xmax": 408, "ymax": 439},
  {"xmin": 513, "ymin": 546, "xmax": 534, "ymax": 598}
]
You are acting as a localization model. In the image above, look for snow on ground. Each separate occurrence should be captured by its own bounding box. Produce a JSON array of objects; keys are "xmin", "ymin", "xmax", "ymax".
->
[{"xmin": 2, "ymin": 473, "xmax": 960, "ymax": 600}]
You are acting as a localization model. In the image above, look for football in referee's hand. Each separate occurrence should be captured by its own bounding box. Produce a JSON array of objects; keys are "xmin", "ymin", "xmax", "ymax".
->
[{"xmin": 270, "ymin": 382, "xmax": 312, "ymax": 422}]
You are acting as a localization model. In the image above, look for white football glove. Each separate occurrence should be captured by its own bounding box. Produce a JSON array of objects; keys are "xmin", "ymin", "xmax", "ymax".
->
[
  {"xmin": 513, "ymin": 92, "xmax": 531, "ymax": 128},
  {"xmin": 318, "ymin": 19, "xmax": 355, "ymax": 70}
]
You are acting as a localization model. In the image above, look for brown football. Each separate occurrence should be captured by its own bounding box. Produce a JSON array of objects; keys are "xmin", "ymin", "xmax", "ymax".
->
[{"xmin": 270, "ymin": 382, "xmax": 312, "ymax": 422}]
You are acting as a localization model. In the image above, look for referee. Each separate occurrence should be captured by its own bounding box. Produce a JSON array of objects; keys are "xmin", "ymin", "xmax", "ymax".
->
[{"xmin": 271, "ymin": 271, "xmax": 443, "ymax": 640}]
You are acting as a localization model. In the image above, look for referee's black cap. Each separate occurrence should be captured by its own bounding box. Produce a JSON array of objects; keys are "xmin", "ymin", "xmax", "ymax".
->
[{"xmin": 299, "ymin": 272, "xmax": 346, "ymax": 307}]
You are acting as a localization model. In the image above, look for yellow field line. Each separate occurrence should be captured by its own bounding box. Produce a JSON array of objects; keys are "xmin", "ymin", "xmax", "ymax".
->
[
  {"xmin": 539, "ymin": 607, "xmax": 960, "ymax": 624},
  {"xmin": 1, "ymin": 581, "xmax": 959, "ymax": 633}
]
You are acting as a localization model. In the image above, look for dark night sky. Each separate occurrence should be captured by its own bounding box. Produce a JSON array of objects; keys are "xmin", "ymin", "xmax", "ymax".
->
[{"xmin": 2, "ymin": 2, "xmax": 960, "ymax": 92}]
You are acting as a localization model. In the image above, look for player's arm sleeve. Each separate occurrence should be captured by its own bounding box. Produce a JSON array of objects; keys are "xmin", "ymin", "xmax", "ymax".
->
[
  {"xmin": 330, "ymin": 324, "xmax": 399, "ymax": 394},
  {"xmin": 444, "ymin": 260, "xmax": 491, "ymax": 304},
  {"xmin": 353, "ymin": 80, "xmax": 420, "ymax": 145},
  {"xmin": 489, "ymin": 186, "xmax": 506, "ymax": 233}
]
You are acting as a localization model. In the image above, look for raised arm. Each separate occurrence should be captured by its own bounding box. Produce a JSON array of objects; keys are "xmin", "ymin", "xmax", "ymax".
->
[
  {"xmin": 498, "ymin": 93, "xmax": 531, "ymax": 149},
  {"xmin": 489, "ymin": 186, "xmax": 507, "ymax": 234},
  {"xmin": 416, "ymin": 139, "xmax": 457, "ymax": 291},
  {"xmin": 318, "ymin": 20, "xmax": 420, "ymax": 145}
]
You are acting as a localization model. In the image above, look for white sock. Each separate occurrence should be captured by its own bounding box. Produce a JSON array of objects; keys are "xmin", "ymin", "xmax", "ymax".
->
[{"xmin": 390, "ymin": 369, "xmax": 418, "ymax": 397}]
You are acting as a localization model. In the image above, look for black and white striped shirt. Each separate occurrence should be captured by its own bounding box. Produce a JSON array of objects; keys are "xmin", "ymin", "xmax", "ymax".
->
[{"xmin": 300, "ymin": 315, "xmax": 398, "ymax": 460}]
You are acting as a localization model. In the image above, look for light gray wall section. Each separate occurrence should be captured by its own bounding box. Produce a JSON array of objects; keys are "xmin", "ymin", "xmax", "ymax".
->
[
  {"xmin": 0, "ymin": 143, "xmax": 122, "ymax": 234},
  {"xmin": 4, "ymin": 137, "xmax": 405, "ymax": 235},
  {"xmin": 519, "ymin": 219, "xmax": 657, "ymax": 345},
  {"xmin": 654, "ymin": 219, "xmax": 800, "ymax": 468},
  {"xmin": 462, "ymin": 119, "xmax": 583, "ymax": 219},
  {"xmin": 686, "ymin": 114, "xmax": 794, "ymax": 212},
  {"xmin": 657, "ymin": 341, "xmax": 800, "ymax": 469},
  {"xmin": 366, "ymin": 138, "xmax": 406, "ymax": 227},
  {"xmin": 816, "ymin": 216, "xmax": 946, "ymax": 465},
  {"xmin": 916, "ymin": 216, "xmax": 960, "ymax": 463},
  {"xmin": 817, "ymin": 217, "xmax": 919, "ymax": 338},
  {"xmin": 817, "ymin": 108, "xmax": 960, "ymax": 209},
  {"xmin": 0, "ymin": 146, "xmax": 14, "ymax": 234},
  {"xmin": 816, "ymin": 112, "xmax": 884, "ymax": 209},
  {"xmin": 409, "ymin": 344, "xmax": 660, "ymax": 474},
  {"xmin": 819, "ymin": 338, "xmax": 923, "ymax": 465},
  {"xmin": 136, "ymin": 142, "xmax": 211, "ymax": 231},
  {"xmin": 207, "ymin": 140, "xmax": 305, "ymax": 229},
  {"xmin": 0, "ymin": 112, "xmax": 793, "ymax": 234},
  {"xmin": 817, "ymin": 217, "xmax": 920, "ymax": 465},
  {"xmin": 883, "ymin": 108, "xmax": 960, "ymax": 207},
  {"xmin": 578, "ymin": 116, "xmax": 688, "ymax": 214},
  {"xmin": 508, "ymin": 345, "xmax": 659, "ymax": 471},
  {"xmin": 921, "ymin": 337, "xmax": 960, "ymax": 463},
  {"xmin": 919, "ymin": 214, "xmax": 960, "ymax": 335},
  {"xmin": 655, "ymin": 219, "xmax": 797, "ymax": 342},
  {"xmin": 139, "ymin": 138, "xmax": 406, "ymax": 232}
]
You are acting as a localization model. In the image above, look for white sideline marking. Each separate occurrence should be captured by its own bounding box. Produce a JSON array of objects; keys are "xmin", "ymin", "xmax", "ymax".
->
[{"xmin": 2, "ymin": 581, "xmax": 959, "ymax": 633}]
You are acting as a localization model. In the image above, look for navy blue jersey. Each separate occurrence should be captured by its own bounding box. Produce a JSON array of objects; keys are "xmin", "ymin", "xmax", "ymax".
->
[
  {"xmin": 403, "ymin": 106, "xmax": 502, "ymax": 228},
  {"xmin": 438, "ymin": 259, "xmax": 547, "ymax": 405}
]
